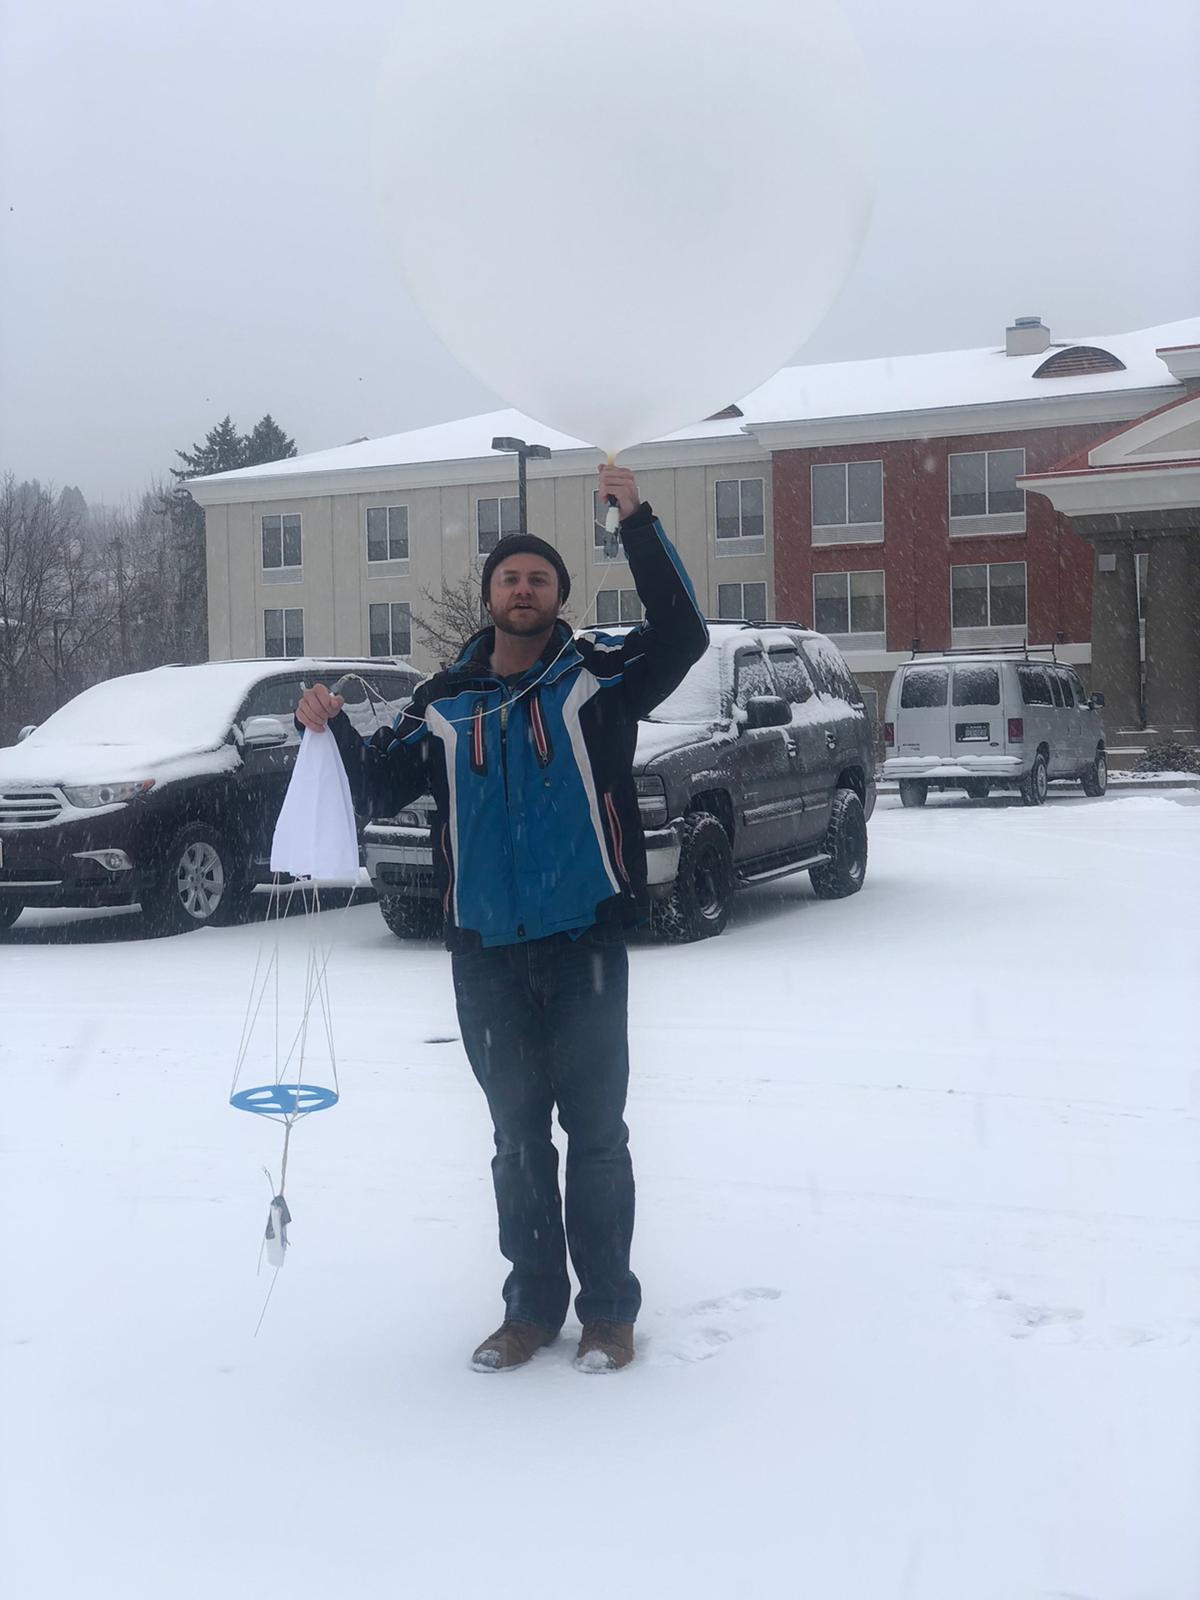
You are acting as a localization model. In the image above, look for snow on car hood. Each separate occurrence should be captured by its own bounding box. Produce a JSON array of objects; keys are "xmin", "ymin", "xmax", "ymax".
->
[
  {"xmin": 0, "ymin": 738, "xmax": 241, "ymax": 787},
  {"xmin": 635, "ymin": 720, "xmax": 714, "ymax": 764}
]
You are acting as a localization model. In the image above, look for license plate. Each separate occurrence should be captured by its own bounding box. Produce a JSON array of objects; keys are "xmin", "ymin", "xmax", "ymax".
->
[{"xmin": 957, "ymin": 721, "xmax": 989, "ymax": 742}]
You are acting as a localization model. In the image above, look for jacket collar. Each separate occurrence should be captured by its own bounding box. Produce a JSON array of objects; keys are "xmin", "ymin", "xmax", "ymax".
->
[{"xmin": 450, "ymin": 619, "xmax": 582, "ymax": 687}]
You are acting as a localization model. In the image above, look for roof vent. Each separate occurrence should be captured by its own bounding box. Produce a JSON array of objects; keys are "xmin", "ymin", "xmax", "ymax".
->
[
  {"xmin": 1006, "ymin": 316, "xmax": 1051, "ymax": 357},
  {"xmin": 1033, "ymin": 345, "xmax": 1126, "ymax": 379}
]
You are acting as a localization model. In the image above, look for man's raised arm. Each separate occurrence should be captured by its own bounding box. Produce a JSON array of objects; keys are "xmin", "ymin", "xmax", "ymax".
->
[{"xmin": 597, "ymin": 464, "xmax": 709, "ymax": 720}]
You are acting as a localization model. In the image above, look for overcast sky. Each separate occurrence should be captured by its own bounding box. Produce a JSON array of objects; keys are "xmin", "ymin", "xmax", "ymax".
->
[{"xmin": 2, "ymin": 0, "xmax": 1197, "ymax": 506}]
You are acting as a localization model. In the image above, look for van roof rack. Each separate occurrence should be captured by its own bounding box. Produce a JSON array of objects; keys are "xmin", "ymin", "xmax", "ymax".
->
[{"xmin": 907, "ymin": 641, "xmax": 1059, "ymax": 662}]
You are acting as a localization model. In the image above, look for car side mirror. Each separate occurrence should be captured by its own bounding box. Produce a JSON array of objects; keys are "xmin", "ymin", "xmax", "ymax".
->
[
  {"xmin": 743, "ymin": 694, "xmax": 791, "ymax": 730},
  {"xmin": 1088, "ymin": 692, "xmax": 1105, "ymax": 710},
  {"xmin": 241, "ymin": 714, "xmax": 291, "ymax": 749},
  {"xmin": 17, "ymin": 724, "xmax": 36, "ymax": 742}
]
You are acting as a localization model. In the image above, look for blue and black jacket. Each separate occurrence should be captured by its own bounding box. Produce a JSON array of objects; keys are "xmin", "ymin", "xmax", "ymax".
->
[{"xmin": 326, "ymin": 503, "xmax": 707, "ymax": 950}]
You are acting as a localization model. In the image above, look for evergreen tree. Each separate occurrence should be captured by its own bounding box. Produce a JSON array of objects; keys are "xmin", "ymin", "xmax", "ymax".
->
[
  {"xmin": 244, "ymin": 414, "xmax": 296, "ymax": 467},
  {"xmin": 163, "ymin": 411, "xmax": 298, "ymax": 665},
  {"xmin": 172, "ymin": 414, "xmax": 247, "ymax": 481}
]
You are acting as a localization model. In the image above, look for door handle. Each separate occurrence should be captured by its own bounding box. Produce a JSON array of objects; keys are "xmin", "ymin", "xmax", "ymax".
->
[{"xmin": 786, "ymin": 739, "xmax": 799, "ymax": 758}]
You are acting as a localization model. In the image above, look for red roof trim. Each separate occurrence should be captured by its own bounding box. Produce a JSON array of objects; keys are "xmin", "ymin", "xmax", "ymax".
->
[
  {"xmin": 1031, "ymin": 389, "xmax": 1198, "ymax": 474},
  {"xmin": 1021, "ymin": 457, "xmax": 1200, "ymax": 481}
]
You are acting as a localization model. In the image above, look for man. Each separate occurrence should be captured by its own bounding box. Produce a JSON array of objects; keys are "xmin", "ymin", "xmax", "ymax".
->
[{"xmin": 297, "ymin": 464, "xmax": 707, "ymax": 1372}]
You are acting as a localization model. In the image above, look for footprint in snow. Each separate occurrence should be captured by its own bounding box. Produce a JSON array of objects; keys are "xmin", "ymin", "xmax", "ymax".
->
[
  {"xmin": 956, "ymin": 1277, "xmax": 1195, "ymax": 1349},
  {"xmin": 645, "ymin": 1286, "xmax": 782, "ymax": 1366}
]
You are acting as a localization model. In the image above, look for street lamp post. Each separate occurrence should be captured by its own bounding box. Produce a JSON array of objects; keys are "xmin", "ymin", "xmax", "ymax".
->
[{"xmin": 491, "ymin": 436, "xmax": 552, "ymax": 536}]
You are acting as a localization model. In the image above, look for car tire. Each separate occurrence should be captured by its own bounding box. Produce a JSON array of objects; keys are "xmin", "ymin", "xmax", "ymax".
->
[
  {"xmin": 141, "ymin": 823, "xmax": 246, "ymax": 936},
  {"xmin": 810, "ymin": 788, "xmax": 869, "ymax": 900},
  {"xmin": 0, "ymin": 901, "xmax": 23, "ymax": 933},
  {"xmin": 963, "ymin": 779, "xmax": 990, "ymax": 801},
  {"xmin": 378, "ymin": 893, "xmax": 444, "ymax": 940},
  {"xmin": 652, "ymin": 813, "xmax": 734, "ymax": 943},
  {"xmin": 1020, "ymin": 751, "xmax": 1049, "ymax": 807},
  {"xmin": 1081, "ymin": 747, "xmax": 1108, "ymax": 798},
  {"xmin": 899, "ymin": 780, "xmax": 928, "ymax": 808}
]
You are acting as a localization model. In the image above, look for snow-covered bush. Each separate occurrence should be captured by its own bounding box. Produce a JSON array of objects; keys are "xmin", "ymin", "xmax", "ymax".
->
[{"xmin": 1132, "ymin": 740, "xmax": 1200, "ymax": 775}]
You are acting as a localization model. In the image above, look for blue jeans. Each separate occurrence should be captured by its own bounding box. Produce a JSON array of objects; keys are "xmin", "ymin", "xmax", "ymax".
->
[{"xmin": 451, "ymin": 923, "xmax": 641, "ymax": 1332}]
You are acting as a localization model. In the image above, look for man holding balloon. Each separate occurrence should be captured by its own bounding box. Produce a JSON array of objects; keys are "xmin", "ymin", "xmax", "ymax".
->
[{"xmin": 297, "ymin": 464, "xmax": 707, "ymax": 1372}]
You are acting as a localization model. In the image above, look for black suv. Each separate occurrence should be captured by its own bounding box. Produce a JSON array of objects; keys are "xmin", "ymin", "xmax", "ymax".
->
[
  {"xmin": 365, "ymin": 622, "xmax": 876, "ymax": 942},
  {"xmin": 0, "ymin": 657, "xmax": 417, "ymax": 935}
]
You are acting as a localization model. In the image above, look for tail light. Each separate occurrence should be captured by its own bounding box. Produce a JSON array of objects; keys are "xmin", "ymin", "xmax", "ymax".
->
[
  {"xmin": 883, "ymin": 721, "xmax": 895, "ymax": 747},
  {"xmin": 1008, "ymin": 717, "xmax": 1024, "ymax": 742}
]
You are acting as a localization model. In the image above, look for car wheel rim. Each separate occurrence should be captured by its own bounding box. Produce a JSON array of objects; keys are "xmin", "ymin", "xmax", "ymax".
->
[
  {"xmin": 846, "ymin": 812, "xmax": 866, "ymax": 882},
  {"xmin": 1036, "ymin": 764, "xmax": 1047, "ymax": 799},
  {"xmin": 176, "ymin": 841, "xmax": 224, "ymax": 920},
  {"xmin": 1097, "ymin": 757, "xmax": 1107, "ymax": 789},
  {"xmin": 693, "ymin": 850, "xmax": 724, "ymax": 919}
]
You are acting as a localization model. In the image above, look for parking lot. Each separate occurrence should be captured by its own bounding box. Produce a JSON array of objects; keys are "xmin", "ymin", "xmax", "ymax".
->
[{"xmin": 2, "ymin": 787, "xmax": 1198, "ymax": 1599}]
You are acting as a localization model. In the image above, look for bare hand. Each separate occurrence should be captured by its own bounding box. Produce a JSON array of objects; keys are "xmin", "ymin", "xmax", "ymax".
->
[
  {"xmin": 296, "ymin": 682, "xmax": 344, "ymax": 733},
  {"xmin": 598, "ymin": 463, "xmax": 641, "ymax": 522}
]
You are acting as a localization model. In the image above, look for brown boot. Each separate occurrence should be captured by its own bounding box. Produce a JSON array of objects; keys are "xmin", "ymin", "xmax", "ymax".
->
[
  {"xmin": 471, "ymin": 1319, "xmax": 557, "ymax": 1372},
  {"xmin": 575, "ymin": 1320, "xmax": 635, "ymax": 1373}
]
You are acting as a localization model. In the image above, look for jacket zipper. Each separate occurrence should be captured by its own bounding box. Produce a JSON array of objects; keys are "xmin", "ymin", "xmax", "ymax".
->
[{"xmin": 498, "ymin": 698, "xmax": 510, "ymax": 802}]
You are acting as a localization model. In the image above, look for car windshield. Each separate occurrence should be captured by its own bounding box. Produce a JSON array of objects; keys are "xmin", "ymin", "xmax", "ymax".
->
[
  {"xmin": 644, "ymin": 645, "xmax": 722, "ymax": 723},
  {"xmin": 22, "ymin": 663, "xmax": 278, "ymax": 751}
]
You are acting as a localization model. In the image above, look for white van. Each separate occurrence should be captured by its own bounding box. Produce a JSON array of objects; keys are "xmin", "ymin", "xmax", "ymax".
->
[{"xmin": 882, "ymin": 649, "xmax": 1107, "ymax": 807}]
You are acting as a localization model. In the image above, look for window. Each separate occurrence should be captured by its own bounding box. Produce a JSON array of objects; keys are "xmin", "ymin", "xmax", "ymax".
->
[
  {"xmin": 368, "ymin": 601, "xmax": 412, "ymax": 657},
  {"xmin": 715, "ymin": 478, "xmax": 765, "ymax": 543},
  {"xmin": 948, "ymin": 448, "xmax": 1025, "ymax": 530},
  {"xmin": 263, "ymin": 607, "xmax": 303, "ymax": 657},
  {"xmin": 239, "ymin": 675, "xmax": 308, "ymax": 722},
  {"xmin": 812, "ymin": 570, "xmax": 885, "ymax": 645},
  {"xmin": 811, "ymin": 461, "xmax": 884, "ymax": 544},
  {"xmin": 718, "ymin": 582, "xmax": 767, "ymax": 622},
  {"xmin": 1048, "ymin": 671, "xmax": 1065, "ymax": 707},
  {"xmin": 860, "ymin": 686, "xmax": 879, "ymax": 732},
  {"xmin": 733, "ymin": 648, "xmax": 773, "ymax": 707},
  {"xmin": 366, "ymin": 505, "xmax": 409, "ymax": 563},
  {"xmin": 952, "ymin": 665, "xmax": 1000, "ymax": 706},
  {"xmin": 338, "ymin": 669, "xmax": 419, "ymax": 708},
  {"xmin": 1065, "ymin": 670, "xmax": 1087, "ymax": 705},
  {"xmin": 951, "ymin": 562, "xmax": 1027, "ymax": 639},
  {"xmin": 594, "ymin": 589, "xmax": 642, "ymax": 626},
  {"xmin": 261, "ymin": 513, "xmax": 302, "ymax": 571},
  {"xmin": 900, "ymin": 668, "xmax": 948, "ymax": 708},
  {"xmin": 767, "ymin": 646, "xmax": 814, "ymax": 704},
  {"xmin": 593, "ymin": 492, "xmax": 622, "ymax": 561},
  {"xmin": 1017, "ymin": 666, "xmax": 1053, "ymax": 706},
  {"xmin": 477, "ymin": 495, "xmax": 520, "ymax": 555},
  {"xmin": 801, "ymin": 638, "xmax": 863, "ymax": 703}
]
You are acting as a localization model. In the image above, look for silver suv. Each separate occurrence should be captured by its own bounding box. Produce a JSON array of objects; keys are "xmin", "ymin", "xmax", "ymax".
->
[{"xmin": 882, "ymin": 648, "xmax": 1107, "ymax": 807}]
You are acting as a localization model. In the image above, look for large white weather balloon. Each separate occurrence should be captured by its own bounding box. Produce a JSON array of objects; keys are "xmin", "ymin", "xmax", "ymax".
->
[{"xmin": 372, "ymin": 0, "xmax": 874, "ymax": 455}]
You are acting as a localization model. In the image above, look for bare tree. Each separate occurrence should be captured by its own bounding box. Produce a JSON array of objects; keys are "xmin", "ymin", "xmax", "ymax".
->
[
  {"xmin": 413, "ymin": 569, "xmax": 487, "ymax": 667},
  {"xmin": 0, "ymin": 475, "xmax": 110, "ymax": 741}
]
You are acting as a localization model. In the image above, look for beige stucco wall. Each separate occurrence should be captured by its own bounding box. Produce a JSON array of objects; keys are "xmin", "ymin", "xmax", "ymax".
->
[{"xmin": 205, "ymin": 460, "xmax": 774, "ymax": 674}]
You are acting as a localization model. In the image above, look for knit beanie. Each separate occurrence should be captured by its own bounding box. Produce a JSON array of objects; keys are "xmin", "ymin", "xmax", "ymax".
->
[{"xmin": 481, "ymin": 534, "xmax": 572, "ymax": 608}]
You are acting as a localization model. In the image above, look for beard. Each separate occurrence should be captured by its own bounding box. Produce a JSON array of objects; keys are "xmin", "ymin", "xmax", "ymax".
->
[{"xmin": 491, "ymin": 600, "xmax": 559, "ymax": 637}]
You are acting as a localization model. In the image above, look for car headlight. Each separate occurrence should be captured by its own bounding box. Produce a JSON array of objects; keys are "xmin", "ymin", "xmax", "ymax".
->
[
  {"xmin": 62, "ymin": 779, "xmax": 155, "ymax": 808},
  {"xmin": 395, "ymin": 807, "xmax": 427, "ymax": 828},
  {"xmin": 635, "ymin": 774, "xmax": 669, "ymax": 828}
]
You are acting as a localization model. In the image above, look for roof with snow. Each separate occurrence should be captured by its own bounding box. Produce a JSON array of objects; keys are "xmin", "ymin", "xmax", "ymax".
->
[{"xmin": 186, "ymin": 316, "xmax": 1200, "ymax": 491}]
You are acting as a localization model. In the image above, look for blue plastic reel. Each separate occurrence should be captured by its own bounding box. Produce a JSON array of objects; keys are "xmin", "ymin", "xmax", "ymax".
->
[{"xmin": 230, "ymin": 1083, "xmax": 339, "ymax": 1117}]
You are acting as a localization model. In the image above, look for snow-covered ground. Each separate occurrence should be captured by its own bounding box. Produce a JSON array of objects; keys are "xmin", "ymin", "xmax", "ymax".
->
[{"xmin": 2, "ymin": 790, "xmax": 1197, "ymax": 1600}]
